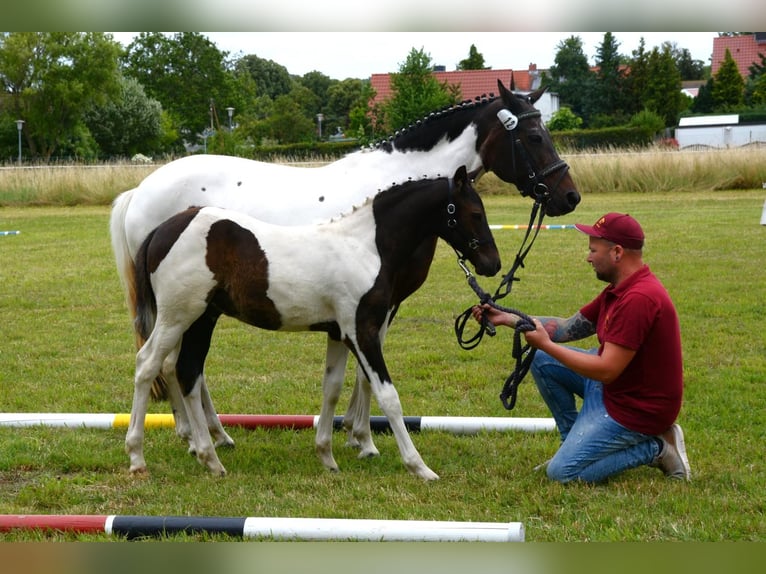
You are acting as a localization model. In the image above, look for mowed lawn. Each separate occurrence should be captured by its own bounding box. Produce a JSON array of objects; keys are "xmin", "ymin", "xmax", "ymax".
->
[{"xmin": 0, "ymin": 187, "xmax": 764, "ymax": 542}]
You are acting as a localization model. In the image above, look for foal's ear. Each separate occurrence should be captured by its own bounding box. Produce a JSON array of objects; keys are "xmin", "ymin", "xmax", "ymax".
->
[{"xmin": 453, "ymin": 165, "xmax": 468, "ymax": 189}]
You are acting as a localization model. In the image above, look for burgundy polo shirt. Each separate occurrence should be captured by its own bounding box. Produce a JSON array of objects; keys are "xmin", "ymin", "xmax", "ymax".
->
[{"xmin": 580, "ymin": 265, "xmax": 683, "ymax": 435}]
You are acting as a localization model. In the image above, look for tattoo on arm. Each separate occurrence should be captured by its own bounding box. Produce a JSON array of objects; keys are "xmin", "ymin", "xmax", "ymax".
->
[{"xmin": 537, "ymin": 312, "xmax": 595, "ymax": 343}]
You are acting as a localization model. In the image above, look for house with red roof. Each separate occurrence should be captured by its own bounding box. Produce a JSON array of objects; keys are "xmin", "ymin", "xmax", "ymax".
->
[
  {"xmin": 369, "ymin": 64, "xmax": 560, "ymax": 122},
  {"xmin": 712, "ymin": 33, "xmax": 766, "ymax": 78}
]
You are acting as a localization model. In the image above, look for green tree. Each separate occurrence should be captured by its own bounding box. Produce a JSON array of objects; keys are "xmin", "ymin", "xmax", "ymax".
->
[
  {"xmin": 265, "ymin": 93, "xmax": 315, "ymax": 143},
  {"xmin": 348, "ymin": 82, "xmax": 379, "ymax": 143},
  {"xmin": 384, "ymin": 47, "xmax": 455, "ymax": 132},
  {"xmin": 544, "ymin": 36, "xmax": 595, "ymax": 124},
  {"xmin": 744, "ymin": 51, "xmax": 766, "ymax": 105},
  {"xmin": 624, "ymin": 37, "xmax": 650, "ymax": 117},
  {"xmin": 546, "ymin": 107, "xmax": 582, "ymax": 131},
  {"xmin": 236, "ymin": 54, "xmax": 293, "ymax": 100},
  {"xmin": 83, "ymin": 75, "xmax": 164, "ymax": 158},
  {"xmin": 457, "ymin": 44, "xmax": 488, "ymax": 70},
  {"xmin": 712, "ymin": 48, "xmax": 745, "ymax": 109},
  {"xmin": 643, "ymin": 44, "xmax": 684, "ymax": 127},
  {"xmin": 0, "ymin": 32, "xmax": 121, "ymax": 160},
  {"xmin": 326, "ymin": 78, "xmax": 365, "ymax": 135},
  {"xmin": 691, "ymin": 78, "xmax": 716, "ymax": 113},
  {"xmin": 591, "ymin": 32, "xmax": 628, "ymax": 126},
  {"xmin": 122, "ymin": 32, "xmax": 235, "ymax": 146},
  {"xmin": 673, "ymin": 46, "xmax": 706, "ymax": 81}
]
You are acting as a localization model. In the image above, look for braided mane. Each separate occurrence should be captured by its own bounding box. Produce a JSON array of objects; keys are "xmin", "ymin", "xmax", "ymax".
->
[{"xmin": 368, "ymin": 93, "xmax": 501, "ymax": 153}]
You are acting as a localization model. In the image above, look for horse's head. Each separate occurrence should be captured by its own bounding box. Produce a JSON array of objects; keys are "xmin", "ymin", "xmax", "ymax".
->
[
  {"xmin": 443, "ymin": 166, "xmax": 501, "ymax": 278},
  {"xmin": 480, "ymin": 78, "xmax": 580, "ymax": 217}
]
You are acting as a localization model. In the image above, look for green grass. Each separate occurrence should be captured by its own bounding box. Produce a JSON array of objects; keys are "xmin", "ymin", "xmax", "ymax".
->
[{"xmin": 0, "ymin": 189, "xmax": 765, "ymax": 542}]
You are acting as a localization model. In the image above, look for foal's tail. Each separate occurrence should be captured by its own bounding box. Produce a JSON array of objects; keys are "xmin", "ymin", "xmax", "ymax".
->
[{"xmin": 109, "ymin": 189, "xmax": 168, "ymax": 400}]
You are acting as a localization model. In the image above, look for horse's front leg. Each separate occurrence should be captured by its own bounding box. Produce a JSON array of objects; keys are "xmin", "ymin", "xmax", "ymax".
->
[
  {"xmin": 354, "ymin": 336, "xmax": 438, "ymax": 481},
  {"xmin": 315, "ymin": 337, "xmax": 349, "ymax": 472}
]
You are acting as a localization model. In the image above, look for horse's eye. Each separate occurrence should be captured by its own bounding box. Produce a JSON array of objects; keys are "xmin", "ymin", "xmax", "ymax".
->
[{"xmin": 528, "ymin": 133, "xmax": 543, "ymax": 144}]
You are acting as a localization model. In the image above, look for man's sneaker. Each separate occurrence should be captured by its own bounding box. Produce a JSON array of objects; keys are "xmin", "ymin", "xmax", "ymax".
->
[{"xmin": 651, "ymin": 424, "xmax": 691, "ymax": 481}]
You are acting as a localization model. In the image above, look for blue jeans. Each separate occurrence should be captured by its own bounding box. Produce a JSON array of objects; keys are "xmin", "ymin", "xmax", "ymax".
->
[{"xmin": 529, "ymin": 348, "xmax": 661, "ymax": 484}]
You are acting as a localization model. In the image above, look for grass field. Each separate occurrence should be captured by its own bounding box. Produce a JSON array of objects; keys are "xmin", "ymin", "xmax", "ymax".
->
[{"xmin": 1, "ymin": 178, "xmax": 765, "ymax": 542}]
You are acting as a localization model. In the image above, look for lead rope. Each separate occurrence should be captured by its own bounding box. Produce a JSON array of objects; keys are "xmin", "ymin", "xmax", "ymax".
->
[{"xmin": 453, "ymin": 200, "xmax": 546, "ymax": 410}]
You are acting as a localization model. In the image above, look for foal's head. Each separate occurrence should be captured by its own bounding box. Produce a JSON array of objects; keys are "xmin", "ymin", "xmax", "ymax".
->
[{"xmin": 442, "ymin": 166, "xmax": 501, "ymax": 278}]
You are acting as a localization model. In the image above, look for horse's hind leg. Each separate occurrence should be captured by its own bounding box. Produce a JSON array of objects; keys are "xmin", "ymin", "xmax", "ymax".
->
[
  {"xmin": 160, "ymin": 356, "xmax": 194, "ymax": 448},
  {"xmin": 344, "ymin": 369, "xmax": 378, "ymax": 458},
  {"xmin": 315, "ymin": 338, "xmax": 350, "ymax": 472},
  {"xmin": 344, "ymin": 312, "xmax": 391, "ymax": 457},
  {"xmin": 175, "ymin": 312, "xmax": 227, "ymax": 475},
  {"xmin": 180, "ymin": 374, "xmax": 226, "ymax": 476},
  {"xmin": 166, "ymin": 366, "xmax": 234, "ymax": 452}
]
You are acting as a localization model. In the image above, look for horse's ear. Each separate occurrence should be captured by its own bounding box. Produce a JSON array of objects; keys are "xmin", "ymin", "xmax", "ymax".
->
[
  {"xmin": 497, "ymin": 78, "xmax": 516, "ymax": 110},
  {"xmin": 453, "ymin": 165, "xmax": 468, "ymax": 188},
  {"xmin": 528, "ymin": 85, "xmax": 548, "ymax": 104}
]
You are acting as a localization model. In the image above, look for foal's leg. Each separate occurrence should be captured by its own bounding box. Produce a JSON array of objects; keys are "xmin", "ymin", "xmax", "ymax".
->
[
  {"xmin": 163, "ymin": 360, "xmax": 234, "ymax": 451},
  {"xmin": 126, "ymin": 332, "xmax": 181, "ymax": 473},
  {"xmin": 343, "ymin": 310, "xmax": 391, "ymax": 457},
  {"xmin": 200, "ymin": 380, "xmax": 235, "ymax": 449},
  {"xmin": 354, "ymin": 341, "xmax": 438, "ymax": 481},
  {"xmin": 179, "ymin": 373, "xmax": 226, "ymax": 476},
  {"xmin": 161, "ymin": 358, "xmax": 194, "ymax": 447},
  {"xmin": 315, "ymin": 337, "xmax": 350, "ymax": 472},
  {"xmin": 175, "ymin": 311, "xmax": 227, "ymax": 475}
]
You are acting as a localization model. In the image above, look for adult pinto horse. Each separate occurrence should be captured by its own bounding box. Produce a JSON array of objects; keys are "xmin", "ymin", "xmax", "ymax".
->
[
  {"xmin": 110, "ymin": 78, "xmax": 580, "ymax": 458},
  {"xmin": 127, "ymin": 166, "xmax": 499, "ymax": 480}
]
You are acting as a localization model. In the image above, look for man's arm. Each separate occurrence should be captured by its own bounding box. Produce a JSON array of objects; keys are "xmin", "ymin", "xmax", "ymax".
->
[{"xmin": 536, "ymin": 312, "xmax": 596, "ymax": 343}]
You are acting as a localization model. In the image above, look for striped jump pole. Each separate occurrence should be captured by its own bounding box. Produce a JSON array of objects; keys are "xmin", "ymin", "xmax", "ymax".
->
[
  {"xmin": 489, "ymin": 224, "xmax": 575, "ymax": 230},
  {"xmin": 0, "ymin": 514, "xmax": 524, "ymax": 542},
  {"xmin": 0, "ymin": 413, "xmax": 555, "ymax": 434},
  {"xmin": 0, "ymin": 230, "xmax": 21, "ymax": 236}
]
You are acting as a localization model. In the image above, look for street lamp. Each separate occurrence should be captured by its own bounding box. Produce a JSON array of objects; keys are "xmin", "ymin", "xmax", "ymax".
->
[
  {"xmin": 226, "ymin": 107, "xmax": 234, "ymax": 131},
  {"xmin": 316, "ymin": 113, "xmax": 324, "ymax": 139},
  {"xmin": 15, "ymin": 120, "xmax": 24, "ymax": 165}
]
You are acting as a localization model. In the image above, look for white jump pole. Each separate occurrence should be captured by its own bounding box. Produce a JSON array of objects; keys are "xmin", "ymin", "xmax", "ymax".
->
[
  {"xmin": 0, "ymin": 514, "xmax": 524, "ymax": 542},
  {"xmin": 0, "ymin": 413, "xmax": 555, "ymax": 434},
  {"xmin": 242, "ymin": 516, "xmax": 525, "ymax": 542}
]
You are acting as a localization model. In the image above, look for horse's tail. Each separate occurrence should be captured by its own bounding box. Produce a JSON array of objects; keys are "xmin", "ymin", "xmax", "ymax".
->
[
  {"xmin": 110, "ymin": 189, "xmax": 169, "ymax": 400},
  {"xmin": 133, "ymin": 228, "xmax": 158, "ymax": 342}
]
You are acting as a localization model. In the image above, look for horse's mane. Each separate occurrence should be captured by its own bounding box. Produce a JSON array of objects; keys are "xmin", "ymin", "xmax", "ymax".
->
[
  {"xmin": 366, "ymin": 93, "xmax": 501, "ymax": 154},
  {"xmin": 322, "ymin": 176, "xmax": 446, "ymax": 225}
]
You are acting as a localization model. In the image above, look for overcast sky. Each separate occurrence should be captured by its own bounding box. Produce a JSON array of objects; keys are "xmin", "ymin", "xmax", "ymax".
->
[{"xmin": 111, "ymin": 32, "xmax": 719, "ymax": 80}]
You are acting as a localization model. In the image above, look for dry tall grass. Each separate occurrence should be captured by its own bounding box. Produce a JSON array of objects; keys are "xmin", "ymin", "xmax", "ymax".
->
[
  {"xmin": 0, "ymin": 163, "xmax": 156, "ymax": 206},
  {"xmin": 1, "ymin": 146, "xmax": 765, "ymax": 206},
  {"xmin": 478, "ymin": 145, "xmax": 766, "ymax": 195}
]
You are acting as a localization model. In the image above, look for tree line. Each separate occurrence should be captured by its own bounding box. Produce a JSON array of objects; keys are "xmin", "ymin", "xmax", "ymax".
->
[
  {"xmin": 542, "ymin": 32, "xmax": 766, "ymax": 134},
  {"xmin": 2, "ymin": 32, "xmax": 764, "ymax": 162}
]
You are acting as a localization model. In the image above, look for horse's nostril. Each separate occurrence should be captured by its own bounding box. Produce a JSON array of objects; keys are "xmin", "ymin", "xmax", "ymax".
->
[{"xmin": 568, "ymin": 191, "xmax": 581, "ymax": 207}]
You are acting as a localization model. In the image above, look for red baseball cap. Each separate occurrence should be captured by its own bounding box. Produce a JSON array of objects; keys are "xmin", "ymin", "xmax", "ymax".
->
[{"xmin": 574, "ymin": 212, "xmax": 645, "ymax": 249}]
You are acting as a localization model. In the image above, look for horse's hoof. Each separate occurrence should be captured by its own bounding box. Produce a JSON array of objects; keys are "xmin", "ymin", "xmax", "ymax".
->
[
  {"xmin": 214, "ymin": 438, "xmax": 236, "ymax": 449},
  {"xmin": 129, "ymin": 466, "xmax": 148, "ymax": 475},
  {"xmin": 357, "ymin": 449, "xmax": 380, "ymax": 460}
]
